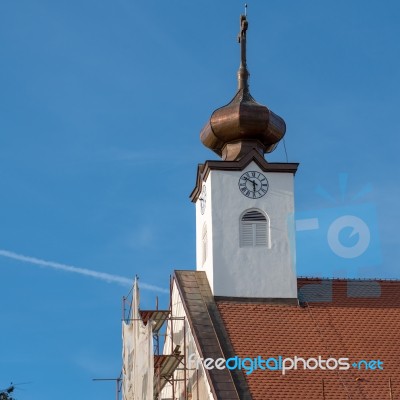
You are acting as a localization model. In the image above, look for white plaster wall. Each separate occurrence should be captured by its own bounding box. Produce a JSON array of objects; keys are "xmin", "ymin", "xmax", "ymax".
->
[
  {"xmin": 196, "ymin": 161, "xmax": 297, "ymax": 299},
  {"xmin": 195, "ymin": 177, "xmax": 214, "ymax": 290},
  {"xmin": 161, "ymin": 281, "xmax": 214, "ymax": 400}
]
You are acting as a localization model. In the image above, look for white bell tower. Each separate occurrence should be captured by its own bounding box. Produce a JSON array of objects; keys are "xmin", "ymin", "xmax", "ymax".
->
[{"xmin": 190, "ymin": 14, "xmax": 298, "ymax": 300}]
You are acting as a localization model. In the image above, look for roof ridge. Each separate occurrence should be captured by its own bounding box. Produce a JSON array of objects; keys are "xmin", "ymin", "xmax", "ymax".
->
[{"xmin": 298, "ymin": 276, "xmax": 400, "ymax": 283}]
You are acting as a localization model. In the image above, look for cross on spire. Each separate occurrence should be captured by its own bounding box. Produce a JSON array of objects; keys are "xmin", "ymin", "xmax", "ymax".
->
[
  {"xmin": 238, "ymin": 14, "xmax": 248, "ymax": 67},
  {"xmin": 237, "ymin": 11, "xmax": 249, "ymax": 90}
]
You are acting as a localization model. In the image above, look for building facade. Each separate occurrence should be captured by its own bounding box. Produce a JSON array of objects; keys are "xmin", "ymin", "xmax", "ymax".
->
[{"xmin": 122, "ymin": 12, "xmax": 400, "ymax": 400}]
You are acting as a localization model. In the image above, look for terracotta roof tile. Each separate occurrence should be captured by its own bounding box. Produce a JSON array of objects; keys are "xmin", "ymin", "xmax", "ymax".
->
[{"xmin": 216, "ymin": 278, "xmax": 400, "ymax": 399}]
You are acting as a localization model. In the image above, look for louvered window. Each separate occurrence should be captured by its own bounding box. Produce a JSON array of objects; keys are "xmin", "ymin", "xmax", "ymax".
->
[
  {"xmin": 202, "ymin": 224, "xmax": 207, "ymax": 265},
  {"xmin": 240, "ymin": 209, "xmax": 270, "ymax": 247}
]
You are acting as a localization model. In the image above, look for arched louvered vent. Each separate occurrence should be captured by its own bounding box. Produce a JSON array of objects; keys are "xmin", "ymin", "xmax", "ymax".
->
[{"xmin": 240, "ymin": 209, "xmax": 270, "ymax": 247}]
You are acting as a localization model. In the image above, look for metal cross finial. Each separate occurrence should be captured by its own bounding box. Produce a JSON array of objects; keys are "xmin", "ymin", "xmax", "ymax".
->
[
  {"xmin": 238, "ymin": 13, "xmax": 248, "ymax": 67},
  {"xmin": 237, "ymin": 10, "xmax": 249, "ymax": 90}
]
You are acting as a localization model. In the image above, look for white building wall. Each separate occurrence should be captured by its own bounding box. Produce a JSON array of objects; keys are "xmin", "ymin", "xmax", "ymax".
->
[
  {"xmin": 196, "ymin": 161, "xmax": 297, "ymax": 298},
  {"xmin": 161, "ymin": 281, "xmax": 214, "ymax": 400},
  {"xmin": 195, "ymin": 177, "xmax": 214, "ymax": 291}
]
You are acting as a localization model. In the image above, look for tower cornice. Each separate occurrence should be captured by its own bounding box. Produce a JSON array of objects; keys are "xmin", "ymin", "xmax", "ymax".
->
[{"xmin": 190, "ymin": 149, "xmax": 299, "ymax": 202}]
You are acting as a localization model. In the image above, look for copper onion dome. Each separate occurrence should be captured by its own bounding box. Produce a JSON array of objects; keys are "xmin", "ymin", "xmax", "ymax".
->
[{"xmin": 200, "ymin": 14, "xmax": 286, "ymax": 161}]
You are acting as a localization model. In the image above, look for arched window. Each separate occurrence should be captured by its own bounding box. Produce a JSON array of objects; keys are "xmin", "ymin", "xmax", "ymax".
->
[
  {"xmin": 202, "ymin": 224, "xmax": 207, "ymax": 265},
  {"xmin": 240, "ymin": 209, "xmax": 270, "ymax": 247}
]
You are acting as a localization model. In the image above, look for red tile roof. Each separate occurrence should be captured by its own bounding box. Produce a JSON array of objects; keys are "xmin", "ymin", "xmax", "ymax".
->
[{"xmin": 216, "ymin": 278, "xmax": 400, "ymax": 400}]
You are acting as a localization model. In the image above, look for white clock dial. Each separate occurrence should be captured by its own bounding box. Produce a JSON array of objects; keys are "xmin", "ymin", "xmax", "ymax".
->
[{"xmin": 238, "ymin": 171, "xmax": 269, "ymax": 199}]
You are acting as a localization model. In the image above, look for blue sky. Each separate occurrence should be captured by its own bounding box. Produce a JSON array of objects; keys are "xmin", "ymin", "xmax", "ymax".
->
[{"xmin": 1, "ymin": 1, "xmax": 399, "ymax": 399}]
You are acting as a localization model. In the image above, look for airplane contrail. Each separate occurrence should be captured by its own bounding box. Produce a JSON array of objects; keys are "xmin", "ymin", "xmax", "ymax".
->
[{"xmin": 0, "ymin": 249, "xmax": 168, "ymax": 293}]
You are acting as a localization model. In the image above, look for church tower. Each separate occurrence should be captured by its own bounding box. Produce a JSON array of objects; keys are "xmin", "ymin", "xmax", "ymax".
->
[{"xmin": 190, "ymin": 14, "xmax": 299, "ymax": 299}]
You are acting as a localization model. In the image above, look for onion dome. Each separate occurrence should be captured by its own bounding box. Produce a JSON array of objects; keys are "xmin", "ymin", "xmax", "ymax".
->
[{"xmin": 200, "ymin": 14, "xmax": 286, "ymax": 161}]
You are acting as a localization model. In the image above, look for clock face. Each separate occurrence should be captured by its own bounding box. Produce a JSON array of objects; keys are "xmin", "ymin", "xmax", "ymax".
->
[
  {"xmin": 238, "ymin": 171, "xmax": 269, "ymax": 199},
  {"xmin": 199, "ymin": 184, "xmax": 207, "ymax": 214}
]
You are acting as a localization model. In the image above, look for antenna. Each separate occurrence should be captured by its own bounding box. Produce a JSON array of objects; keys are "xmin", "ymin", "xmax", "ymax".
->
[
  {"xmin": 93, "ymin": 377, "xmax": 122, "ymax": 400},
  {"xmin": 244, "ymin": 3, "xmax": 248, "ymax": 17}
]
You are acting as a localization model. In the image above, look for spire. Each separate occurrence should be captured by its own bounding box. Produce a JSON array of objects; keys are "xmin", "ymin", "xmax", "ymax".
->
[
  {"xmin": 199, "ymin": 12, "xmax": 286, "ymax": 161},
  {"xmin": 237, "ymin": 12, "xmax": 249, "ymax": 91}
]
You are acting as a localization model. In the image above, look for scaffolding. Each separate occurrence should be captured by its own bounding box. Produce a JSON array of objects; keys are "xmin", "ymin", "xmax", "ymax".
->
[{"xmin": 121, "ymin": 281, "xmax": 189, "ymax": 400}]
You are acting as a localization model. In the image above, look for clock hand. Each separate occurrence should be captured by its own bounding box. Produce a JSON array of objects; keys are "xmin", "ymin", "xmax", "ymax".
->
[
  {"xmin": 243, "ymin": 176, "xmax": 255, "ymax": 184},
  {"xmin": 243, "ymin": 176, "xmax": 258, "ymax": 191}
]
